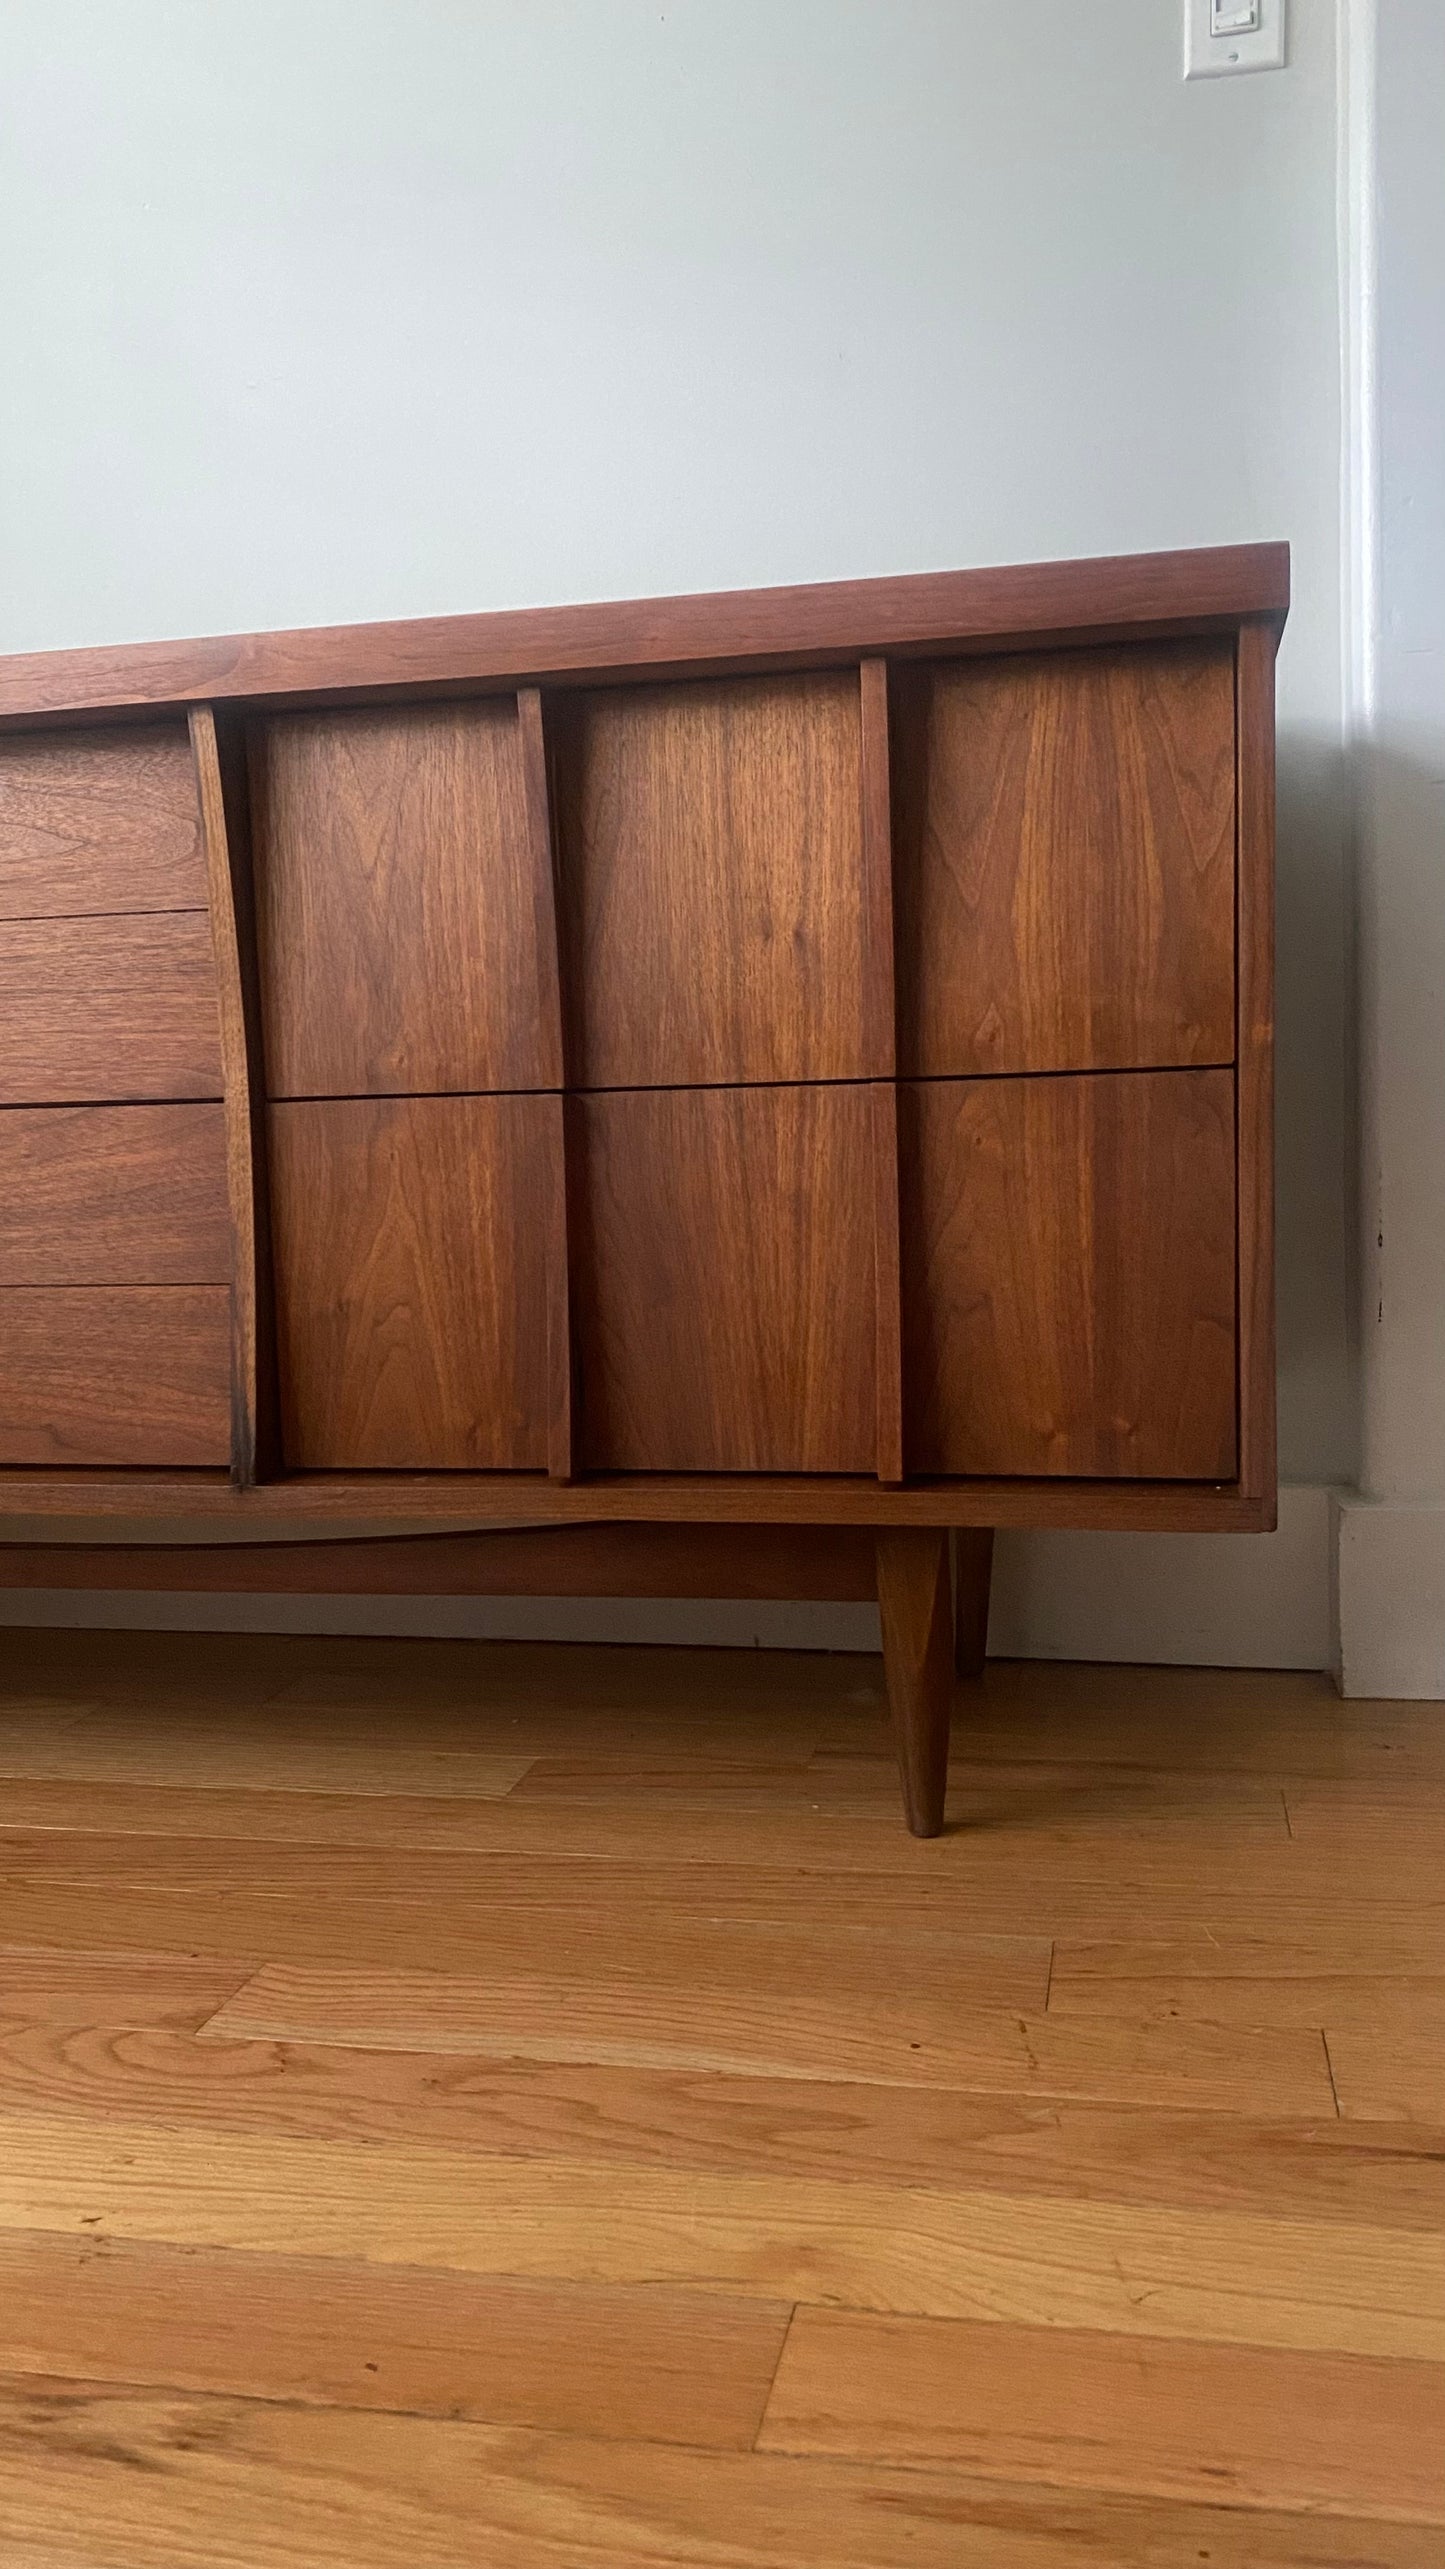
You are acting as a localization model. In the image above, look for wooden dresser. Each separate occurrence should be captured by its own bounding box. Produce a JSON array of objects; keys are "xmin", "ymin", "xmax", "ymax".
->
[{"xmin": 0, "ymin": 543, "xmax": 1284, "ymax": 1831}]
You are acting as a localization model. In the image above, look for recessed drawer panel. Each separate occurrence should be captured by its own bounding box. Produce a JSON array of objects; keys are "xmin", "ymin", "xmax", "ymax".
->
[
  {"xmin": 0, "ymin": 915, "xmax": 223, "ymax": 1104},
  {"xmin": 0, "ymin": 724, "xmax": 206, "ymax": 918},
  {"xmin": 893, "ymin": 641, "xmax": 1236, "ymax": 1077},
  {"xmin": 900, "ymin": 1069, "xmax": 1237, "ymax": 1479},
  {"xmin": 0, "ymin": 1286, "xmax": 230, "ymax": 1464},
  {"xmin": 574, "ymin": 1084, "xmax": 876, "ymax": 1472},
  {"xmin": 269, "ymin": 1096, "xmax": 551, "ymax": 1469},
  {"xmin": 0, "ymin": 1105, "xmax": 229, "ymax": 1285},
  {"xmin": 253, "ymin": 701, "xmax": 550, "ymax": 1097},
  {"xmin": 553, "ymin": 671, "xmax": 867, "ymax": 1086}
]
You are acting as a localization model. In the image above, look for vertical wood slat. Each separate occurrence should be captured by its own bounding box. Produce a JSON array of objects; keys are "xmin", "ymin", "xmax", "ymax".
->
[
  {"xmin": 861, "ymin": 658, "xmax": 905, "ymax": 1483},
  {"xmin": 189, "ymin": 705, "xmax": 279, "ymax": 1487},
  {"xmin": 518, "ymin": 686, "xmax": 577, "ymax": 1482},
  {"xmin": 1234, "ymin": 621, "xmax": 1277, "ymax": 1509}
]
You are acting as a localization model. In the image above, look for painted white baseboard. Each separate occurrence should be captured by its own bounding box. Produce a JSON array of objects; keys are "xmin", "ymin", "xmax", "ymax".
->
[
  {"xmin": 0, "ymin": 1483, "xmax": 1334, "ymax": 1669},
  {"xmin": 1333, "ymin": 1493, "xmax": 1445, "ymax": 1697}
]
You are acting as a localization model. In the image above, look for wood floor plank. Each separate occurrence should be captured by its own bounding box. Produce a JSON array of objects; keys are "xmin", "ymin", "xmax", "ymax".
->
[
  {"xmin": 1050, "ymin": 1940, "xmax": 1445, "ymax": 2030},
  {"xmin": 2, "ymin": 2027, "xmax": 1441, "ymax": 2228},
  {"xmin": 761, "ymin": 2309, "xmax": 1445, "ymax": 2520},
  {"xmin": 1, "ymin": 2111, "xmax": 1440, "ymax": 2357},
  {"xmin": 0, "ymin": 1762, "xmax": 1298, "ymax": 1841},
  {"xmin": 0, "ymin": 1724, "xmax": 537, "ymax": 1799},
  {"xmin": 5, "ymin": 1877, "xmax": 1441, "ymax": 1995},
  {"xmin": 1326, "ymin": 2027, "xmax": 1445, "ymax": 2126},
  {"xmin": 0, "ymin": 2232, "xmax": 788, "ymax": 2449},
  {"xmin": 201, "ymin": 1960, "xmax": 1334, "ymax": 2112},
  {"xmin": 824, "ymin": 1665, "xmax": 1445, "ymax": 1782},
  {"xmin": 0, "ymin": 1777, "xmax": 1300, "ymax": 1867},
  {"xmin": 0, "ymin": 1872, "xmax": 1051, "ymax": 2011},
  {"xmin": 0, "ymin": 1639, "xmax": 1440, "ymax": 2547},
  {"xmin": 0, "ymin": 1947, "xmax": 252, "ymax": 2033},
  {"xmin": 1284, "ymin": 1782, "xmax": 1445, "ymax": 1835},
  {"xmin": 199, "ymin": 1955, "xmax": 1063, "ymax": 2088},
  {"xmin": 4, "ymin": 2378, "xmax": 1436, "ymax": 2569},
  {"xmin": 0, "ymin": 1817, "xmax": 1301, "ymax": 1898},
  {"xmin": 510, "ymin": 1753, "xmax": 1292, "ymax": 1822}
]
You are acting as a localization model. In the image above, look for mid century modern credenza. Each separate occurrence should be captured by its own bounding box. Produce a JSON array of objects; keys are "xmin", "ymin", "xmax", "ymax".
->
[{"xmin": 0, "ymin": 543, "xmax": 1284, "ymax": 1831}]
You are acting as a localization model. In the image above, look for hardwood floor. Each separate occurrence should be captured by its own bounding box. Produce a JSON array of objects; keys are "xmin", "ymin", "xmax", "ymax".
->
[{"xmin": 0, "ymin": 1628, "xmax": 1441, "ymax": 2564}]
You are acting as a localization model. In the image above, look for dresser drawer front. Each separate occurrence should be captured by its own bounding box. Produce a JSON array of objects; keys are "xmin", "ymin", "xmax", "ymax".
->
[
  {"xmin": 0, "ymin": 1287, "xmax": 230, "ymax": 1465},
  {"xmin": 575, "ymin": 1084, "xmax": 877, "ymax": 1472},
  {"xmin": 269, "ymin": 1096, "xmax": 551, "ymax": 1470},
  {"xmin": 894, "ymin": 640, "xmax": 1236, "ymax": 1079},
  {"xmin": 553, "ymin": 671, "xmax": 868, "ymax": 1088},
  {"xmin": 0, "ymin": 914, "xmax": 223, "ymax": 1105},
  {"xmin": 253, "ymin": 701, "xmax": 551, "ymax": 1099},
  {"xmin": 0, "ymin": 1105, "xmax": 229, "ymax": 1286},
  {"xmin": 0, "ymin": 724, "xmax": 206, "ymax": 919},
  {"xmin": 900, "ymin": 1069, "xmax": 1237, "ymax": 1479}
]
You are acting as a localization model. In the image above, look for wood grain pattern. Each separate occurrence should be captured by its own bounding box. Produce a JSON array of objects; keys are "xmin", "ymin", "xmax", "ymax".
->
[
  {"xmin": 0, "ymin": 1523, "xmax": 881, "ymax": 1599},
  {"xmin": 0, "ymin": 1948, "xmax": 250, "ymax": 2033},
  {"xmin": 190, "ymin": 707, "xmax": 279, "ymax": 1485},
  {"xmin": 0, "ymin": 1288, "xmax": 230, "ymax": 1464},
  {"xmin": 900, "ymin": 1069, "xmax": 1237, "ymax": 1477},
  {"xmin": 870, "ymin": 1083, "xmax": 905, "ymax": 1484},
  {"xmin": 0, "ymin": 2233, "xmax": 789, "ymax": 2450},
  {"xmin": 0, "ymin": 1636, "xmax": 1440, "ymax": 2558},
  {"xmin": 875, "ymin": 1529, "xmax": 954, "ymax": 1837},
  {"xmin": 516, "ymin": 688, "xmax": 567, "ymax": 1093},
  {"xmin": 0, "ymin": 1106, "xmax": 228, "ymax": 1285},
  {"xmin": 574, "ymin": 1084, "xmax": 876, "ymax": 1471},
  {"xmin": 3, "ymin": 2113, "xmax": 1432, "ymax": 2355},
  {"xmin": 0, "ymin": 541, "xmax": 1290, "ymax": 722},
  {"xmin": 0, "ymin": 913, "xmax": 222, "ymax": 1104},
  {"xmin": 861, "ymin": 662, "xmax": 905, "ymax": 1481},
  {"xmin": 0, "ymin": 1469, "xmax": 1276, "ymax": 1533},
  {"xmin": 1236, "ymin": 618, "xmax": 1278, "ymax": 1507},
  {"xmin": 553, "ymin": 671, "xmax": 866, "ymax": 1084},
  {"xmin": 516, "ymin": 690, "xmax": 578, "ymax": 1479},
  {"xmin": 11, "ymin": 2383, "xmax": 1421, "ymax": 2569},
  {"xmin": 762, "ymin": 2309, "xmax": 1445, "ymax": 2520},
  {"xmin": 7, "ymin": 2019, "xmax": 1441, "ymax": 2233},
  {"xmin": 858, "ymin": 658, "xmax": 896, "ymax": 1079},
  {"xmin": 3, "ymin": 1828, "xmax": 1356, "ymax": 1927},
  {"xmin": 251, "ymin": 700, "xmax": 550, "ymax": 1096},
  {"xmin": 892, "ymin": 641, "xmax": 1236, "ymax": 1076},
  {"xmin": 0, "ymin": 724, "xmax": 206, "ymax": 916},
  {"xmin": 268, "ymin": 1097, "xmax": 550, "ymax": 1470},
  {"xmin": 203, "ymin": 1964, "xmax": 1332, "ymax": 2110},
  {"xmin": 1326, "ymin": 2028, "xmax": 1445, "ymax": 2127}
]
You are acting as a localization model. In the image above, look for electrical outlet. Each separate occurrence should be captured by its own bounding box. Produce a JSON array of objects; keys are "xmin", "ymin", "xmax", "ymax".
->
[{"xmin": 1184, "ymin": 0, "xmax": 1286, "ymax": 79}]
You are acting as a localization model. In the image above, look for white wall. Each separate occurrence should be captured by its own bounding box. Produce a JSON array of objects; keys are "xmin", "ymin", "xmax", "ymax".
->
[{"xmin": 0, "ymin": 3, "xmax": 1358, "ymax": 1660}]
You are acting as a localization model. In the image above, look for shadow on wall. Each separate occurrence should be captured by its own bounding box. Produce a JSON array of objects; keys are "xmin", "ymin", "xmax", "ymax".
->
[
  {"xmin": 1347, "ymin": 732, "xmax": 1445, "ymax": 1497},
  {"xmin": 1272, "ymin": 724, "xmax": 1355, "ymax": 1487}
]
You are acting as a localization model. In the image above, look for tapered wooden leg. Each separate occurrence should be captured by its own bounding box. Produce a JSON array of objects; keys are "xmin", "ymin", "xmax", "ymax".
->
[
  {"xmin": 953, "ymin": 1527, "xmax": 995, "ymax": 1679},
  {"xmin": 876, "ymin": 1528, "xmax": 954, "ymax": 1838}
]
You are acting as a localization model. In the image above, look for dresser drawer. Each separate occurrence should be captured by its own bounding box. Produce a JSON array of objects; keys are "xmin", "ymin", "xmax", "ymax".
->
[
  {"xmin": 553, "ymin": 670, "xmax": 868, "ymax": 1087},
  {"xmin": 0, "ymin": 914, "xmax": 223, "ymax": 1104},
  {"xmin": 0, "ymin": 1287, "xmax": 230, "ymax": 1464},
  {"xmin": 900, "ymin": 1069, "xmax": 1237, "ymax": 1478},
  {"xmin": 893, "ymin": 640, "xmax": 1236, "ymax": 1078},
  {"xmin": 0, "ymin": 1105, "xmax": 229, "ymax": 1285},
  {"xmin": 574, "ymin": 1083, "xmax": 877, "ymax": 1471},
  {"xmin": 269, "ymin": 1096, "xmax": 551, "ymax": 1469},
  {"xmin": 0, "ymin": 723, "xmax": 206, "ymax": 918},
  {"xmin": 252, "ymin": 700, "xmax": 552, "ymax": 1099}
]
